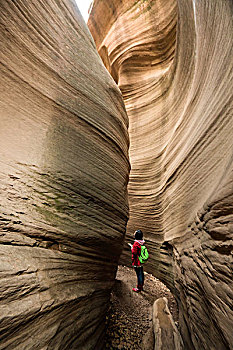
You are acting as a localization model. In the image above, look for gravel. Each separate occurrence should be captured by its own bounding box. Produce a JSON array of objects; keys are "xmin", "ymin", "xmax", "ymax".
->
[{"xmin": 103, "ymin": 265, "xmax": 178, "ymax": 349}]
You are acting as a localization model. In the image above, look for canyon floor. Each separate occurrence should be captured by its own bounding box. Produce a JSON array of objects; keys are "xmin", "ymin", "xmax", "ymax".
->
[{"xmin": 104, "ymin": 265, "xmax": 178, "ymax": 349}]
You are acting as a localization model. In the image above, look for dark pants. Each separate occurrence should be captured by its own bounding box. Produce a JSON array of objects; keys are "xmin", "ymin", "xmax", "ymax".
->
[{"xmin": 134, "ymin": 266, "xmax": 144, "ymax": 287}]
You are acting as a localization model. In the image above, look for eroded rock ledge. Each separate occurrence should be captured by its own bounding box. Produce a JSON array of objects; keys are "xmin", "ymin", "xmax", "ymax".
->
[
  {"xmin": 88, "ymin": 0, "xmax": 233, "ymax": 349},
  {"xmin": 0, "ymin": 1, "xmax": 129, "ymax": 349}
]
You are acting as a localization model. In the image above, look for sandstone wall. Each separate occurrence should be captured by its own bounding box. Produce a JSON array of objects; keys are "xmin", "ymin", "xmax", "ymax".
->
[
  {"xmin": 0, "ymin": 1, "xmax": 129, "ymax": 349},
  {"xmin": 88, "ymin": 0, "xmax": 233, "ymax": 349}
]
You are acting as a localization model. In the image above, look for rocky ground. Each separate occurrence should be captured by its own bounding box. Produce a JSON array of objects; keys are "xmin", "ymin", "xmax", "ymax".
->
[{"xmin": 103, "ymin": 265, "xmax": 178, "ymax": 349}]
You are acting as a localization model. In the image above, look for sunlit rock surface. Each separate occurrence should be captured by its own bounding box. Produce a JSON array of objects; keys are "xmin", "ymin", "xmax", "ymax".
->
[
  {"xmin": 0, "ymin": 1, "xmax": 129, "ymax": 349},
  {"xmin": 88, "ymin": 0, "xmax": 233, "ymax": 349}
]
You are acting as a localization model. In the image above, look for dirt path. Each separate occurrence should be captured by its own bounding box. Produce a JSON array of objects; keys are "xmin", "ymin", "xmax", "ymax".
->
[{"xmin": 104, "ymin": 265, "xmax": 178, "ymax": 350}]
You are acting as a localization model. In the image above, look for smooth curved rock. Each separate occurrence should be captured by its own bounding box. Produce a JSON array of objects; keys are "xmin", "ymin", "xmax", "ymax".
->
[
  {"xmin": 0, "ymin": 1, "xmax": 129, "ymax": 349},
  {"xmin": 152, "ymin": 297, "xmax": 183, "ymax": 350},
  {"xmin": 88, "ymin": 0, "xmax": 233, "ymax": 349}
]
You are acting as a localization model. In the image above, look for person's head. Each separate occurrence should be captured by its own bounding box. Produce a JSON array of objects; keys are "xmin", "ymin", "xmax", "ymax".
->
[{"xmin": 134, "ymin": 229, "xmax": 143, "ymax": 240}]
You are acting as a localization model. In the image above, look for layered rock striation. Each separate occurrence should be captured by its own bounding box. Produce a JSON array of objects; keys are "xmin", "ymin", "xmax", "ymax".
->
[
  {"xmin": 89, "ymin": 0, "xmax": 233, "ymax": 349},
  {"xmin": 0, "ymin": 1, "xmax": 129, "ymax": 349}
]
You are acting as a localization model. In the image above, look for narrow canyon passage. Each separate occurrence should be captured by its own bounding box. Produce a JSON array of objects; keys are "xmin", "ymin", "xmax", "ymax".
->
[
  {"xmin": 0, "ymin": 0, "xmax": 232, "ymax": 349},
  {"xmin": 88, "ymin": 0, "xmax": 233, "ymax": 349}
]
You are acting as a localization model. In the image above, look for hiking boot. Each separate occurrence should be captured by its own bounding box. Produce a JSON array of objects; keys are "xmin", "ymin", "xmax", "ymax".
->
[
  {"xmin": 138, "ymin": 285, "xmax": 143, "ymax": 291},
  {"xmin": 132, "ymin": 287, "xmax": 141, "ymax": 293}
]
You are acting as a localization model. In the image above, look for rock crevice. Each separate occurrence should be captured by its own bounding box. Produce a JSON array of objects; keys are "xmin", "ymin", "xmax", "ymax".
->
[{"xmin": 88, "ymin": 0, "xmax": 233, "ymax": 348}]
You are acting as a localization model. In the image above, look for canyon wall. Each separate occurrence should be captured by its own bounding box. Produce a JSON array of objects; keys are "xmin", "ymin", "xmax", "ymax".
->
[
  {"xmin": 0, "ymin": 1, "xmax": 129, "ymax": 349},
  {"xmin": 88, "ymin": 0, "xmax": 233, "ymax": 349}
]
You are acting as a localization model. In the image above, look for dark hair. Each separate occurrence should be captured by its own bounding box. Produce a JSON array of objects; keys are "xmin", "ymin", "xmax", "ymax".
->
[{"xmin": 135, "ymin": 229, "xmax": 143, "ymax": 240}]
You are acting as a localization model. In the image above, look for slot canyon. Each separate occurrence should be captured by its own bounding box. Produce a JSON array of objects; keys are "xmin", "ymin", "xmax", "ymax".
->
[{"xmin": 0, "ymin": 0, "xmax": 232, "ymax": 349}]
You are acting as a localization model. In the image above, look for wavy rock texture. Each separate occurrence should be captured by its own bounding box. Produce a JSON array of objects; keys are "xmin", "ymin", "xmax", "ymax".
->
[
  {"xmin": 88, "ymin": 0, "xmax": 233, "ymax": 349},
  {"xmin": 0, "ymin": 1, "xmax": 129, "ymax": 349}
]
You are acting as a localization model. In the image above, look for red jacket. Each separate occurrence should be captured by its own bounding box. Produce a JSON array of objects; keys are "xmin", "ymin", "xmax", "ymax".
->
[{"xmin": 131, "ymin": 240, "xmax": 144, "ymax": 266}]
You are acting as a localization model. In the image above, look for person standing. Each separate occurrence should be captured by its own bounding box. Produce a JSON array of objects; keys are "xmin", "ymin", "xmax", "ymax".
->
[{"xmin": 129, "ymin": 229, "xmax": 145, "ymax": 292}]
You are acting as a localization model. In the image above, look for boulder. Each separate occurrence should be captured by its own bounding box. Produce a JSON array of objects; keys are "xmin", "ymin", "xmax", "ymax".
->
[{"xmin": 152, "ymin": 297, "xmax": 183, "ymax": 350}]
